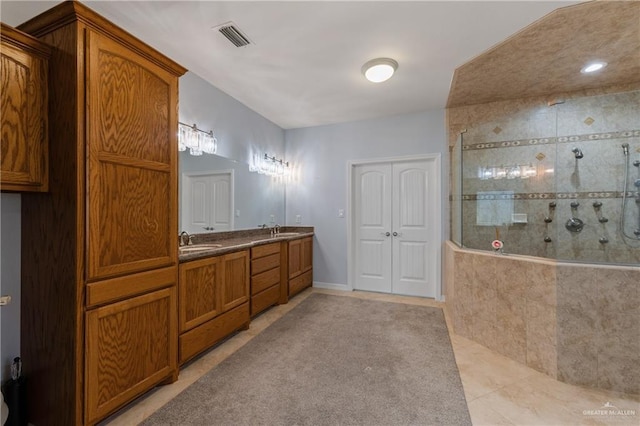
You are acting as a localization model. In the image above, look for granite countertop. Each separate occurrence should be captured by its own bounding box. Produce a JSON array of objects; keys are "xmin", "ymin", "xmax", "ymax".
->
[{"xmin": 178, "ymin": 226, "xmax": 314, "ymax": 262}]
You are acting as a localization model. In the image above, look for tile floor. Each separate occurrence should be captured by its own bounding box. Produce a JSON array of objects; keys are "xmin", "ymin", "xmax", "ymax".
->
[{"xmin": 102, "ymin": 288, "xmax": 640, "ymax": 426}]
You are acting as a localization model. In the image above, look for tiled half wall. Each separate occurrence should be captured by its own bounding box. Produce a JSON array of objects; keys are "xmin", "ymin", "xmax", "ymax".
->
[{"xmin": 445, "ymin": 241, "xmax": 640, "ymax": 395}]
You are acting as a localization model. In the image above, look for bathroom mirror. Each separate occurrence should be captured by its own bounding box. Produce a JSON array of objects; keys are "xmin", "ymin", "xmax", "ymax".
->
[{"xmin": 179, "ymin": 151, "xmax": 285, "ymax": 233}]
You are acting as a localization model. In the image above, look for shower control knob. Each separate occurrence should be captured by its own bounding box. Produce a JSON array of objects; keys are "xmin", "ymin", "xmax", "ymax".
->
[
  {"xmin": 548, "ymin": 202, "xmax": 557, "ymax": 208},
  {"xmin": 544, "ymin": 236, "xmax": 552, "ymax": 243},
  {"xmin": 598, "ymin": 217, "xmax": 609, "ymax": 223},
  {"xmin": 599, "ymin": 237, "xmax": 609, "ymax": 244},
  {"xmin": 570, "ymin": 201, "xmax": 580, "ymax": 208},
  {"xmin": 544, "ymin": 217, "xmax": 553, "ymax": 223},
  {"xmin": 592, "ymin": 201, "xmax": 602, "ymax": 208}
]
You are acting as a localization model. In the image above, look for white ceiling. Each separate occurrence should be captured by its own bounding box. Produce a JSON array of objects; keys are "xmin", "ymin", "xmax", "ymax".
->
[{"xmin": 1, "ymin": 1, "xmax": 577, "ymax": 129}]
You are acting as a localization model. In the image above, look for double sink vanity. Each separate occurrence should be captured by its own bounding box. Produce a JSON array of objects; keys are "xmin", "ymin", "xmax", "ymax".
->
[{"xmin": 177, "ymin": 227, "xmax": 314, "ymax": 365}]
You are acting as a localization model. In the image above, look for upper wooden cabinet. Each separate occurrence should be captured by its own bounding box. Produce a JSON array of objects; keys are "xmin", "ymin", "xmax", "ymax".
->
[
  {"xmin": 17, "ymin": 2, "xmax": 187, "ymax": 425},
  {"xmin": 0, "ymin": 23, "xmax": 50, "ymax": 192},
  {"xmin": 85, "ymin": 29, "xmax": 178, "ymax": 281}
]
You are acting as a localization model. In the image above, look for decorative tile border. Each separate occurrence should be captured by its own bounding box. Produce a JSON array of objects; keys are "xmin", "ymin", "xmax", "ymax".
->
[
  {"xmin": 462, "ymin": 130, "xmax": 640, "ymax": 151},
  {"xmin": 459, "ymin": 191, "xmax": 636, "ymax": 201}
]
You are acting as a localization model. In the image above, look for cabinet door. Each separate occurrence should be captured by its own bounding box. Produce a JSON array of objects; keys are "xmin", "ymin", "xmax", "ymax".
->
[
  {"xmin": 221, "ymin": 251, "xmax": 249, "ymax": 312},
  {"xmin": 288, "ymin": 239, "xmax": 302, "ymax": 279},
  {"xmin": 85, "ymin": 29, "xmax": 178, "ymax": 280},
  {"xmin": 179, "ymin": 257, "xmax": 222, "ymax": 332},
  {"xmin": 85, "ymin": 287, "xmax": 177, "ymax": 424},
  {"xmin": 1, "ymin": 27, "xmax": 49, "ymax": 191},
  {"xmin": 301, "ymin": 237, "xmax": 313, "ymax": 273}
]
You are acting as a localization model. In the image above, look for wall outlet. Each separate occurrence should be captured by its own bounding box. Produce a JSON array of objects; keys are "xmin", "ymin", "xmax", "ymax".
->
[
  {"xmin": 235, "ymin": 209, "xmax": 240, "ymax": 217},
  {"xmin": 269, "ymin": 214, "xmax": 275, "ymax": 224},
  {"xmin": 295, "ymin": 215, "xmax": 302, "ymax": 224},
  {"xmin": 338, "ymin": 209, "xmax": 344, "ymax": 218}
]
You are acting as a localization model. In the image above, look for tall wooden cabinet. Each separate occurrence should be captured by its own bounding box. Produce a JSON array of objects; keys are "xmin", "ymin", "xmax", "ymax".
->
[
  {"xmin": 17, "ymin": 2, "xmax": 186, "ymax": 424},
  {"xmin": 1, "ymin": 23, "xmax": 50, "ymax": 192}
]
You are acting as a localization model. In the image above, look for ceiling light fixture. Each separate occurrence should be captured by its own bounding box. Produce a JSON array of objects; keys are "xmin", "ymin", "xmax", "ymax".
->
[
  {"xmin": 362, "ymin": 58, "xmax": 398, "ymax": 83},
  {"xmin": 580, "ymin": 61, "xmax": 607, "ymax": 74}
]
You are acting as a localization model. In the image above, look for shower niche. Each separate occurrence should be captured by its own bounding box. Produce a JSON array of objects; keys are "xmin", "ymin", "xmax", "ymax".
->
[{"xmin": 453, "ymin": 90, "xmax": 640, "ymax": 266}]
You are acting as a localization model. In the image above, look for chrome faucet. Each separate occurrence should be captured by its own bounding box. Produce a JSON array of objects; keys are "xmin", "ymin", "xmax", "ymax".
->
[
  {"xmin": 271, "ymin": 224, "xmax": 281, "ymax": 237},
  {"xmin": 179, "ymin": 231, "xmax": 192, "ymax": 247}
]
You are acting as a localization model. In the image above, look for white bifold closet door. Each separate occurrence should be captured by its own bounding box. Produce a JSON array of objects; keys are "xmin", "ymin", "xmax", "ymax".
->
[
  {"xmin": 354, "ymin": 160, "xmax": 437, "ymax": 298},
  {"xmin": 182, "ymin": 171, "xmax": 233, "ymax": 233}
]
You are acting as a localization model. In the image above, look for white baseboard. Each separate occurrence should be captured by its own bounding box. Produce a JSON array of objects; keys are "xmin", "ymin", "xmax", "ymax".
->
[{"xmin": 312, "ymin": 281, "xmax": 351, "ymax": 291}]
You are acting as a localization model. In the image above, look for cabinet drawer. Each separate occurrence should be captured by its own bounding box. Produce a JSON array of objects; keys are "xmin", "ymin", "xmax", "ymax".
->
[
  {"xmin": 251, "ymin": 242, "xmax": 280, "ymax": 258},
  {"xmin": 289, "ymin": 270, "xmax": 312, "ymax": 297},
  {"xmin": 179, "ymin": 302, "xmax": 249, "ymax": 365},
  {"xmin": 251, "ymin": 284, "xmax": 280, "ymax": 317},
  {"xmin": 251, "ymin": 267, "xmax": 280, "ymax": 295},
  {"xmin": 86, "ymin": 266, "xmax": 177, "ymax": 308},
  {"xmin": 251, "ymin": 253, "xmax": 280, "ymax": 275}
]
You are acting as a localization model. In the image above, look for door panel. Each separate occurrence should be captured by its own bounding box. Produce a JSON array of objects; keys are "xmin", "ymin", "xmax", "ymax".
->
[
  {"xmin": 181, "ymin": 171, "xmax": 233, "ymax": 233},
  {"xmin": 211, "ymin": 174, "xmax": 231, "ymax": 231},
  {"xmin": 393, "ymin": 160, "xmax": 436, "ymax": 297},
  {"xmin": 353, "ymin": 159, "xmax": 438, "ymax": 298},
  {"xmin": 354, "ymin": 164, "xmax": 392, "ymax": 292}
]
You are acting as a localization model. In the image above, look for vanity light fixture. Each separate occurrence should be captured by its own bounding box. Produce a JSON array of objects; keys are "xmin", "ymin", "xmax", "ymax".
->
[
  {"xmin": 362, "ymin": 58, "xmax": 398, "ymax": 83},
  {"xmin": 250, "ymin": 153, "xmax": 290, "ymax": 178},
  {"xmin": 580, "ymin": 61, "xmax": 607, "ymax": 74},
  {"xmin": 178, "ymin": 122, "xmax": 217, "ymax": 156}
]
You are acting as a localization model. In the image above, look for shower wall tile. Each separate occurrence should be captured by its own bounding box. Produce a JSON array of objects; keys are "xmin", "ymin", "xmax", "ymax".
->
[
  {"xmin": 557, "ymin": 337, "xmax": 599, "ymax": 388},
  {"xmin": 597, "ymin": 352, "xmax": 640, "ymax": 394},
  {"xmin": 526, "ymin": 339, "xmax": 557, "ymax": 378},
  {"xmin": 557, "ymin": 91, "xmax": 640, "ymax": 136}
]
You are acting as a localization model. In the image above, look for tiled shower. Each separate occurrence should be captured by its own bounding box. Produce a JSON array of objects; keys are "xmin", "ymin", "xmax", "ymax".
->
[
  {"xmin": 446, "ymin": 89, "xmax": 640, "ymax": 395},
  {"xmin": 456, "ymin": 90, "xmax": 640, "ymax": 265}
]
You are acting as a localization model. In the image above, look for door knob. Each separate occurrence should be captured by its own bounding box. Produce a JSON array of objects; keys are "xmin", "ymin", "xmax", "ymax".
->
[
  {"xmin": 381, "ymin": 232, "xmax": 391, "ymax": 237},
  {"xmin": 392, "ymin": 232, "xmax": 399, "ymax": 237}
]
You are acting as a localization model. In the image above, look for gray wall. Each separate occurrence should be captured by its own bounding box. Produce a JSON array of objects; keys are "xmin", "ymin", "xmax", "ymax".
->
[
  {"xmin": 284, "ymin": 109, "xmax": 448, "ymax": 290},
  {"xmin": 1, "ymin": 194, "xmax": 21, "ymax": 381},
  {"xmin": 179, "ymin": 72, "xmax": 285, "ymax": 166}
]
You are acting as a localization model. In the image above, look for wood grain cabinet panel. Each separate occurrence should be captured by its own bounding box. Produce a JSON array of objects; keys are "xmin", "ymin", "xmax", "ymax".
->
[
  {"xmin": 221, "ymin": 250, "xmax": 250, "ymax": 312},
  {"xmin": 85, "ymin": 287, "xmax": 177, "ymax": 425},
  {"xmin": 0, "ymin": 23, "xmax": 50, "ymax": 192},
  {"xmin": 86, "ymin": 29, "xmax": 177, "ymax": 281},
  {"xmin": 288, "ymin": 237, "xmax": 313, "ymax": 297},
  {"xmin": 178, "ymin": 250, "xmax": 250, "ymax": 364},
  {"xmin": 179, "ymin": 256, "xmax": 222, "ymax": 332}
]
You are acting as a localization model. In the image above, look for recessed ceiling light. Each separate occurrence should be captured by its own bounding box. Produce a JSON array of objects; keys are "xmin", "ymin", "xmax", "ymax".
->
[
  {"xmin": 362, "ymin": 58, "xmax": 398, "ymax": 83},
  {"xmin": 580, "ymin": 61, "xmax": 607, "ymax": 74}
]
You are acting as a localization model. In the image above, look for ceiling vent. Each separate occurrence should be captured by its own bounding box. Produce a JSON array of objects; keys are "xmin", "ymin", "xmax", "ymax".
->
[{"xmin": 215, "ymin": 22, "xmax": 252, "ymax": 48}]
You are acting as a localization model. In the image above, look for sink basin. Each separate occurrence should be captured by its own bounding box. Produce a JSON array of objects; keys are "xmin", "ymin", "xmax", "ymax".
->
[
  {"xmin": 179, "ymin": 244, "xmax": 222, "ymax": 253},
  {"xmin": 273, "ymin": 232, "xmax": 300, "ymax": 237}
]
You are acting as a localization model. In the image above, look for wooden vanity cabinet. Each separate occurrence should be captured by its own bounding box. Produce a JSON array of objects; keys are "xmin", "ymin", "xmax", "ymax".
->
[
  {"xmin": 250, "ymin": 242, "xmax": 283, "ymax": 317},
  {"xmin": 288, "ymin": 237, "xmax": 313, "ymax": 297},
  {"xmin": 178, "ymin": 250, "xmax": 250, "ymax": 365},
  {"xmin": 17, "ymin": 2, "xmax": 186, "ymax": 425},
  {"xmin": 1, "ymin": 23, "xmax": 50, "ymax": 192}
]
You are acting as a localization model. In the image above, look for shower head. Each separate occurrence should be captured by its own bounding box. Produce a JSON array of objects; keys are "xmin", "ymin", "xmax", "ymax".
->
[
  {"xmin": 622, "ymin": 143, "xmax": 629, "ymax": 156},
  {"xmin": 571, "ymin": 147, "xmax": 584, "ymax": 159}
]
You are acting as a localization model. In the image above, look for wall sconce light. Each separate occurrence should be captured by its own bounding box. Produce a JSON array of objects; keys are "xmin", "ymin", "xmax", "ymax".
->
[
  {"xmin": 178, "ymin": 122, "xmax": 217, "ymax": 156},
  {"xmin": 249, "ymin": 153, "xmax": 290, "ymax": 178},
  {"xmin": 362, "ymin": 58, "xmax": 398, "ymax": 83}
]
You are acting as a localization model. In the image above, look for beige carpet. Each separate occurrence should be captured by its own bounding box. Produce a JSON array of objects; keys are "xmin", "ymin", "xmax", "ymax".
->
[{"xmin": 143, "ymin": 293, "xmax": 471, "ymax": 425}]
